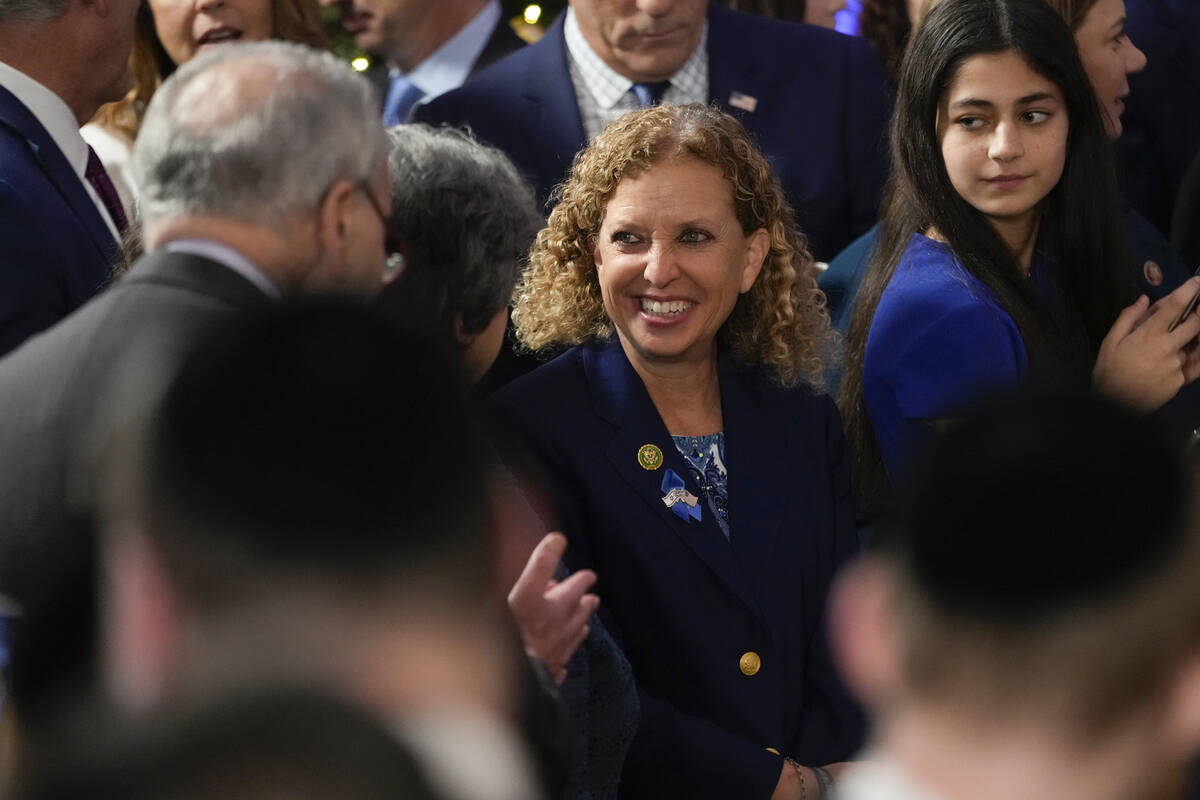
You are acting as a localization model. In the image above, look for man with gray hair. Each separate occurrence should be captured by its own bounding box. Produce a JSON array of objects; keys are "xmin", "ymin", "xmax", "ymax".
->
[
  {"xmin": 0, "ymin": 40, "xmax": 391, "ymax": 606},
  {"xmin": 0, "ymin": 0, "xmax": 139, "ymax": 355}
]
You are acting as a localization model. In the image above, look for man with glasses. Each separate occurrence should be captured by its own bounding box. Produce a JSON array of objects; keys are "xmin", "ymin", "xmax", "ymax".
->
[{"xmin": 0, "ymin": 41, "xmax": 393, "ymax": 606}]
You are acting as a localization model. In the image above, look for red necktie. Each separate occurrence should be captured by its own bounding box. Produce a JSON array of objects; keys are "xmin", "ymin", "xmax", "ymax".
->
[{"xmin": 84, "ymin": 145, "xmax": 129, "ymax": 237}]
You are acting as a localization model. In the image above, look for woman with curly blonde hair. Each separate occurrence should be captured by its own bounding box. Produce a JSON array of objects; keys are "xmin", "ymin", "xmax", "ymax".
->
[{"xmin": 492, "ymin": 104, "xmax": 861, "ymax": 800}]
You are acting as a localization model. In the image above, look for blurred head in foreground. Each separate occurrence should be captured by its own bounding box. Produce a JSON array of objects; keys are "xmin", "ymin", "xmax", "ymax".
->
[
  {"xmin": 831, "ymin": 391, "xmax": 1200, "ymax": 800},
  {"xmin": 98, "ymin": 300, "xmax": 517, "ymax": 723},
  {"xmin": 16, "ymin": 688, "xmax": 442, "ymax": 800},
  {"xmin": 134, "ymin": 41, "xmax": 392, "ymax": 297}
]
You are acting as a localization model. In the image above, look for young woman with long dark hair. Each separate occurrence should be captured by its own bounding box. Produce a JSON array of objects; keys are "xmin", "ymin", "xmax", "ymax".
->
[{"xmin": 839, "ymin": 0, "xmax": 1200, "ymax": 511}]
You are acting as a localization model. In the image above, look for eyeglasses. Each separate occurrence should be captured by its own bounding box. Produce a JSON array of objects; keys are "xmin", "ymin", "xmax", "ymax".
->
[{"xmin": 357, "ymin": 181, "xmax": 407, "ymax": 284}]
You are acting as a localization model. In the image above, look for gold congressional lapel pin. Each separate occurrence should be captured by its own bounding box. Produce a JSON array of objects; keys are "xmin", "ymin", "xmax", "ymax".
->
[{"xmin": 637, "ymin": 443, "xmax": 664, "ymax": 470}]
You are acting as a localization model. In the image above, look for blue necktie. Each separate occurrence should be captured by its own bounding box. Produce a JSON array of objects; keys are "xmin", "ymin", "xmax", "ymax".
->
[
  {"xmin": 631, "ymin": 81, "xmax": 671, "ymax": 109},
  {"xmin": 383, "ymin": 74, "xmax": 425, "ymax": 126}
]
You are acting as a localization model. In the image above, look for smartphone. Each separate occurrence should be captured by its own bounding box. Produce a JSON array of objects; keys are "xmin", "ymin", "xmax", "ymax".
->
[{"xmin": 1167, "ymin": 264, "xmax": 1200, "ymax": 333}]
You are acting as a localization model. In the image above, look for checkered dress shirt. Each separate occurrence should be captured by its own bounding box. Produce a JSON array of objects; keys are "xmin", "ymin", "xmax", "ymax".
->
[{"xmin": 563, "ymin": 8, "xmax": 709, "ymax": 141}]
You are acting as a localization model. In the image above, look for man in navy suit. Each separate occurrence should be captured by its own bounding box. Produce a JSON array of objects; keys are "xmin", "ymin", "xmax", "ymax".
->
[
  {"xmin": 0, "ymin": 0, "xmax": 139, "ymax": 355},
  {"xmin": 321, "ymin": 0, "xmax": 525, "ymax": 125},
  {"xmin": 417, "ymin": 0, "xmax": 891, "ymax": 263}
]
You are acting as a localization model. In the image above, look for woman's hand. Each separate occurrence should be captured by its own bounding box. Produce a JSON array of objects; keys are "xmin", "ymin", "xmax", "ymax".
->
[
  {"xmin": 508, "ymin": 533, "xmax": 599, "ymax": 685},
  {"xmin": 1093, "ymin": 279, "xmax": 1200, "ymax": 412},
  {"xmin": 771, "ymin": 762, "xmax": 849, "ymax": 800}
]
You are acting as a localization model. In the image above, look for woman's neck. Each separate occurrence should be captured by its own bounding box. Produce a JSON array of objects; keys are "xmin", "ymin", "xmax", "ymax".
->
[
  {"xmin": 927, "ymin": 211, "xmax": 1040, "ymax": 276},
  {"xmin": 991, "ymin": 212, "xmax": 1040, "ymax": 276},
  {"xmin": 622, "ymin": 342, "xmax": 723, "ymax": 436}
]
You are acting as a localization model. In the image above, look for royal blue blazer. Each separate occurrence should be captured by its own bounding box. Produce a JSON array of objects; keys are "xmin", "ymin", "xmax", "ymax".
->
[
  {"xmin": 416, "ymin": 3, "xmax": 891, "ymax": 262},
  {"xmin": 0, "ymin": 85, "xmax": 118, "ymax": 356},
  {"xmin": 492, "ymin": 340, "xmax": 863, "ymax": 799}
]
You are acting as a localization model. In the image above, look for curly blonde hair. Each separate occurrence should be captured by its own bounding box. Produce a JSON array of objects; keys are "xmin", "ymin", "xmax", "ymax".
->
[{"xmin": 513, "ymin": 103, "xmax": 833, "ymax": 388}]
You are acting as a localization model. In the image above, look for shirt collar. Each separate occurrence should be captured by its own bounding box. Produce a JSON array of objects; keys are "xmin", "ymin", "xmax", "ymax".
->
[
  {"xmin": 404, "ymin": 0, "xmax": 502, "ymax": 100},
  {"xmin": 163, "ymin": 238, "xmax": 282, "ymax": 300},
  {"xmin": 564, "ymin": 7, "xmax": 707, "ymax": 110},
  {"xmin": 0, "ymin": 61, "xmax": 89, "ymax": 181}
]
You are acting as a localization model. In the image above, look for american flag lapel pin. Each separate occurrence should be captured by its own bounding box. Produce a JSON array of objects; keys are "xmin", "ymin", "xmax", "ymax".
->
[{"xmin": 729, "ymin": 91, "xmax": 757, "ymax": 112}]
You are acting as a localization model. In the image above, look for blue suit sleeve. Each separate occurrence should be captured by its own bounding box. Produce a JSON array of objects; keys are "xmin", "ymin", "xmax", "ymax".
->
[
  {"xmin": 886, "ymin": 299, "xmax": 1026, "ymax": 421},
  {"xmin": 797, "ymin": 399, "xmax": 863, "ymax": 761},
  {"xmin": 0, "ymin": 180, "xmax": 74, "ymax": 356},
  {"xmin": 622, "ymin": 689, "xmax": 785, "ymax": 799}
]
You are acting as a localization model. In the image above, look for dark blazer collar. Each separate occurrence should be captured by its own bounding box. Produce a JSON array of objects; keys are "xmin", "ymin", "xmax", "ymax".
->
[
  {"xmin": 470, "ymin": 13, "xmax": 527, "ymax": 77},
  {"xmin": 123, "ymin": 249, "xmax": 278, "ymax": 312},
  {"xmin": 706, "ymin": 3, "xmax": 767, "ymax": 116},
  {"xmin": 0, "ymin": 84, "xmax": 119, "ymax": 265},
  {"xmin": 1163, "ymin": 3, "xmax": 1200, "ymax": 91},
  {"xmin": 582, "ymin": 338, "xmax": 789, "ymax": 614},
  {"xmin": 522, "ymin": 12, "xmax": 588, "ymax": 185}
]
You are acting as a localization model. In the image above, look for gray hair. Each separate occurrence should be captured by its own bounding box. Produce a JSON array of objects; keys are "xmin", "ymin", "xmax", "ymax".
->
[
  {"xmin": 0, "ymin": 0, "xmax": 69, "ymax": 25},
  {"xmin": 133, "ymin": 41, "xmax": 386, "ymax": 232},
  {"xmin": 378, "ymin": 124, "xmax": 541, "ymax": 335}
]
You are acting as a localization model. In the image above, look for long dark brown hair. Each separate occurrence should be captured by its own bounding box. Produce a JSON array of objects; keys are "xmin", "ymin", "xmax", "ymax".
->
[
  {"xmin": 839, "ymin": 0, "xmax": 1133, "ymax": 516},
  {"xmin": 859, "ymin": 0, "xmax": 912, "ymax": 83}
]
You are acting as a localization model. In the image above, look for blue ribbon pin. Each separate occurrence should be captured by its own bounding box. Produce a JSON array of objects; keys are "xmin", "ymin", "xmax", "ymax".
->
[{"xmin": 661, "ymin": 468, "xmax": 702, "ymax": 522}]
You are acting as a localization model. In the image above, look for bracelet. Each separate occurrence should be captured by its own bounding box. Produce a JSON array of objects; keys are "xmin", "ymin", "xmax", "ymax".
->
[
  {"xmin": 812, "ymin": 765, "xmax": 835, "ymax": 799},
  {"xmin": 785, "ymin": 757, "xmax": 806, "ymax": 800}
]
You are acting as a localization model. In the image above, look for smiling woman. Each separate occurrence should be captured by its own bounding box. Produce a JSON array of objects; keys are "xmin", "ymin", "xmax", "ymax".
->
[{"xmin": 493, "ymin": 104, "xmax": 860, "ymax": 799}]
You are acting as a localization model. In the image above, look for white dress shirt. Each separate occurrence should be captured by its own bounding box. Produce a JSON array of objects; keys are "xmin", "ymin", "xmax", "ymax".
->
[
  {"xmin": 393, "ymin": 709, "xmax": 543, "ymax": 800},
  {"xmin": 402, "ymin": 0, "xmax": 503, "ymax": 113},
  {"xmin": 839, "ymin": 756, "xmax": 956, "ymax": 800},
  {"xmin": 164, "ymin": 238, "xmax": 282, "ymax": 300},
  {"xmin": 0, "ymin": 60, "xmax": 122, "ymax": 243}
]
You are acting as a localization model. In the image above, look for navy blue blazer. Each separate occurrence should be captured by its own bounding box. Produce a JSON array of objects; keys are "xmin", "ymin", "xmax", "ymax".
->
[
  {"xmin": 1121, "ymin": 0, "xmax": 1200, "ymax": 239},
  {"xmin": 0, "ymin": 84, "xmax": 119, "ymax": 356},
  {"xmin": 416, "ymin": 3, "xmax": 892, "ymax": 262},
  {"xmin": 492, "ymin": 340, "xmax": 863, "ymax": 799}
]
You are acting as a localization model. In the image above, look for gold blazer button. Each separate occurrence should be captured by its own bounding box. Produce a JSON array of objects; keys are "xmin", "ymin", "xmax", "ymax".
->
[{"xmin": 739, "ymin": 651, "xmax": 761, "ymax": 676}]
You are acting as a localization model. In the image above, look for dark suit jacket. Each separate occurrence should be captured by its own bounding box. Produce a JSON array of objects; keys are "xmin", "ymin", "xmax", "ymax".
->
[
  {"xmin": 0, "ymin": 84, "xmax": 121, "ymax": 357},
  {"xmin": 416, "ymin": 3, "xmax": 892, "ymax": 262},
  {"xmin": 492, "ymin": 340, "xmax": 863, "ymax": 799},
  {"xmin": 1121, "ymin": 0, "xmax": 1200, "ymax": 238},
  {"xmin": 367, "ymin": 14, "xmax": 526, "ymax": 112},
  {"xmin": 470, "ymin": 13, "xmax": 526, "ymax": 77},
  {"xmin": 0, "ymin": 249, "xmax": 273, "ymax": 604}
]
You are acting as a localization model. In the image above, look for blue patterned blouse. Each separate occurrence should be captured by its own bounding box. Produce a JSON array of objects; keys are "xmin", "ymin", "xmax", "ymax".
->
[{"xmin": 671, "ymin": 432, "xmax": 730, "ymax": 540}]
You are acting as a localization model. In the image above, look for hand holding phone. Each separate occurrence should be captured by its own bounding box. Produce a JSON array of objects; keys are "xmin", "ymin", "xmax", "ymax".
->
[{"xmin": 1167, "ymin": 264, "xmax": 1200, "ymax": 333}]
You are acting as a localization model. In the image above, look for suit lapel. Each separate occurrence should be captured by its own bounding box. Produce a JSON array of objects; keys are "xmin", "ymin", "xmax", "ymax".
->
[
  {"xmin": 706, "ymin": 4, "xmax": 765, "ymax": 121},
  {"xmin": 1165, "ymin": 8, "xmax": 1200, "ymax": 95},
  {"xmin": 520, "ymin": 14, "xmax": 587, "ymax": 205},
  {"xmin": 585, "ymin": 341, "xmax": 760, "ymax": 614},
  {"xmin": 469, "ymin": 16, "xmax": 526, "ymax": 77},
  {"xmin": 718, "ymin": 352, "xmax": 787, "ymax": 593},
  {"xmin": 0, "ymin": 85, "xmax": 118, "ymax": 265}
]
